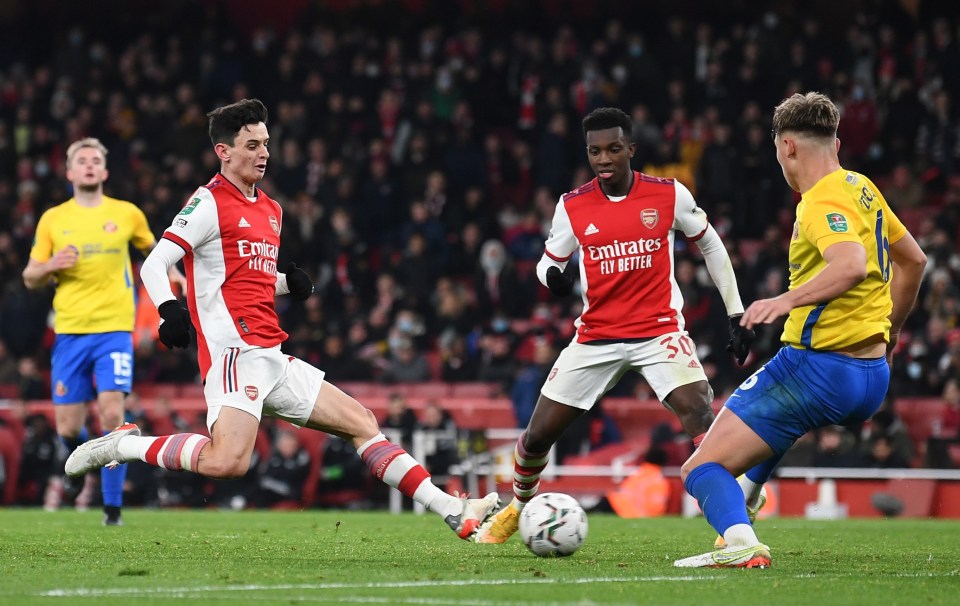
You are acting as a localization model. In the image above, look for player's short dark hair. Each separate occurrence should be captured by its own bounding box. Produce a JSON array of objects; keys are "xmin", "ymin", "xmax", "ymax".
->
[
  {"xmin": 771, "ymin": 92, "xmax": 839, "ymax": 141},
  {"xmin": 581, "ymin": 107, "xmax": 632, "ymax": 140},
  {"xmin": 207, "ymin": 98, "xmax": 269, "ymax": 146}
]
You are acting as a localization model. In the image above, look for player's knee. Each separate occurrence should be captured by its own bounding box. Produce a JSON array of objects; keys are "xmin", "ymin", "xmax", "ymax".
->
[
  {"xmin": 357, "ymin": 407, "xmax": 380, "ymax": 435},
  {"xmin": 204, "ymin": 452, "xmax": 252, "ymax": 479},
  {"xmin": 679, "ymin": 459, "xmax": 697, "ymax": 483}
]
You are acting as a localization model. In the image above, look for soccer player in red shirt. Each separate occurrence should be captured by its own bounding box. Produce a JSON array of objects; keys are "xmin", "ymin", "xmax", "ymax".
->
[
  {"xmin": 476, "ymin": 107, "xmax": 754, "ymax": 543},
  {"xmin": 66, "ymin": 99, "xmax": 499, "ymax": 539}
]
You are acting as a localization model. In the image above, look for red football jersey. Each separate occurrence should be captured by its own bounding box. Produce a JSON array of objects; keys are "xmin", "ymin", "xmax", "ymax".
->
[
  {"xmin": 543, "ymin": 172, "xmax": 709, "ymax": 342},
  {"xmin": 162, "ymin": 175, "xmax": 288, "ymax": 378}
]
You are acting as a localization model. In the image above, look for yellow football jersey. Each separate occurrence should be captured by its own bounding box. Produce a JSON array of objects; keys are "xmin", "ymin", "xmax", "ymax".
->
[
  {"xmin": 782, "ymin": 169, "xmax": 907, "ymax": 350},
  {"xmin": 30, "ymin": 196, "xmax": 155, "ymax": 334}
]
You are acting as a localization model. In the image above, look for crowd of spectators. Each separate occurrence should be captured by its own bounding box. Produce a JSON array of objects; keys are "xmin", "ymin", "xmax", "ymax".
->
[{"xmin": 1, "ymin": 0, "xmax": 960, "ymax": 486}]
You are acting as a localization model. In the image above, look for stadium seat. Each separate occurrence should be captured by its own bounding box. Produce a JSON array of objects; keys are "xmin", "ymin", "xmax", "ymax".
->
[
  {"xmin": 450, "ymin": 382, "xmax": 500, "ymax": 398},
  {"xmin": 177, "ymin": 384, "xmax": 206, "ymax": 399},
  {"xmin": 135, "ymin": 384, "xmax": 178, "ymax": 399},
  {"xmin": 408, "ymin": 382, "xmax": 450, "ymax": 399}
]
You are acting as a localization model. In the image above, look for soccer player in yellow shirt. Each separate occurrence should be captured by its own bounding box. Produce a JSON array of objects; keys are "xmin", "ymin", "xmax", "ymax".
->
[
  {"xmin": 673, "ymin": 92, "xmax": 927, "ymax": 568},
  {"xmin": 22, "ymin": 138, "xmax": 185, "ymax": 526}
]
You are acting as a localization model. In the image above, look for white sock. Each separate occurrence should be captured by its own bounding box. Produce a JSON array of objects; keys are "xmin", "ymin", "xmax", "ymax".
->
[
  {"xmin": 117, "ymin": 435, "xmax": 152, "ymax": 461},
  {"xmin": 738, "ymin": 475, "xmax": 764, "ymax": 509},
  {"xmin": 413, "ymin": 482, "xmax": 460, "ymax": 518},
  {"xmin": 722, "ymin": 523, "xmax": 760, "ymax": 548}
]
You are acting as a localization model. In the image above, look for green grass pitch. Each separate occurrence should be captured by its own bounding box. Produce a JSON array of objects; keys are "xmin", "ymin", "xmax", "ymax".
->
[{"xmin": 1, "ymin": 508, "xmax": 958, "ymax": 605}]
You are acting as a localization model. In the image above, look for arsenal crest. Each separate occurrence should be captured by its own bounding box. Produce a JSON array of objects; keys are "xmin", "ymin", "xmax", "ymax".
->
[
  {"xmin": 103, "ymin": 221, "xmax": 118, "ymax": 233},
  {"xmin": 245, "ymin": 386, "xmax": 259, "ymax": 400},
  {"xmin": 269, "ymin": 216, "xmax": 280, "ymax": 235},
  {"xmin": 548, "ymin": 368, "xmax": 558, "ymax": 381},
  {"xmin": 641, "ymin": 209, "xmax": 659, "ymax": 229}
]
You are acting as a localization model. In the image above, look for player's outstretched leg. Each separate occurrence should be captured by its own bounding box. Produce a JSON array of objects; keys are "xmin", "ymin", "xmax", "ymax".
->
[
  {"xmin": 475, "ymin": 432, "xmax": 548, "ymax": 544},
  {"xmin": 357, "ymin": 432, "xmax": 500, "ymax": 540},
  {"xmin": 67, "ymin": 424, "xmax": 212, "ymax": 481}
]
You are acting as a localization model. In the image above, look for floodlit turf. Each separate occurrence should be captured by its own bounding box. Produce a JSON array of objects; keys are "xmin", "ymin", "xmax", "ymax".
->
[{"xmin": 1, "ymin": 508, "xmax": 958, "ymax": 605}]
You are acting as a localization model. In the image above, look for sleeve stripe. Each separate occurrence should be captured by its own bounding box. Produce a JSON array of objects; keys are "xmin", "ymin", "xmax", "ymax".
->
[
  {"xmin": 545, "ymin": 248, "xmax": 573, "ymax": 262},
  {"xmin": 163, "ymin": 232, "xmax": 192, "ymax": 254},
  {"xmin": 687, "ymin": 224, "xmax": 709, "ymax": 242}
]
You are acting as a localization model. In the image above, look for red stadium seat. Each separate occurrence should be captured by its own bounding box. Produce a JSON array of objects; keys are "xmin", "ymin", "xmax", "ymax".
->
[
  {"xmin": 450, "ymin": 382, "xmax": 500, "ymax": 398},
  {"xmin": 177, "ymin": 384, "xmax": 206, "ymax": 399},
  {"xmin": 408, "ymin": 382, "xmax": 450, "ymax": 399}
]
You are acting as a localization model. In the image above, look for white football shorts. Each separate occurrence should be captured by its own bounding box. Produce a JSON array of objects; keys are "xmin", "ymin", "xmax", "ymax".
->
[
  {"xmin": 203, "ymin": 345, "xmax": 324, "ymax": 431},
  {"xmin": 540, "ymin": 332, "xmax": 708, "ymax": 409}
]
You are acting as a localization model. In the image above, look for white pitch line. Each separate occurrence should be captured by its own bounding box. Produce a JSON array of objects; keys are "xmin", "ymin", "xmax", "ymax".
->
[
  {"xmin": 37, "ymin": 576, "xmax": 717, "ymax": 597},
  {"xmin": 31, "ymin": 570, "xmax": 959, "ymax": 599}
]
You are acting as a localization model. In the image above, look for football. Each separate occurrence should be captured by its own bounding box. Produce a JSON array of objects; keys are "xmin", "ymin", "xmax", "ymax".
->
[{"xmin": 518, "ymin": 492, "xmax": 588, "ymax": 557}]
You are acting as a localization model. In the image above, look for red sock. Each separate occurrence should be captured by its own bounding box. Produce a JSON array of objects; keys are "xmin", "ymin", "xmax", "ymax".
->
[
  {"xmin": 513, "ymin": 432, "xmax": 549, "ymax": 504},
  {"xmin": 359, "ymin": 437, "xmax": 430, "ymax": 498},
  {"xmin": 143, "ymin": 434, "xmax": 210, "ymax": 471}
]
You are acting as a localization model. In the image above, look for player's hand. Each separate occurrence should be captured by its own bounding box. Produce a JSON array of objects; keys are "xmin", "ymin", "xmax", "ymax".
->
[
  {"xmin": 48, "ymin": 246, "xmax": 79, "ymax": 271},
  {"xmin": 285, "ymin": 262, "xmax": 314, "ymax": 301},
  {"xmin": 158, "ymin": 300, "xmax": 192, "ymax": 349},
  {"xmin": 741, "ymin": 295, "xmax": 793, "ymax": 330},
  {"xmin": 726, "ymin": 314, "xmax": 756, "ymax": 366},
  {"xmin": 545, "ymin": 266, "xmax": 574, "ymax": 297}
]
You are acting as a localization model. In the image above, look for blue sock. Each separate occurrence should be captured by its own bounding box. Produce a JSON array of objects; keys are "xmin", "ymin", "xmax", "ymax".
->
[
  {"xmin": 685, "ymin": 462, "xmax": 750, "ymax": 537},
  {"xmin": 101, "ymin": 463, "xmax": 127, "ymax": 508},
  {"xmin": 745, "ymin": 452, "xmax": 784, "ymax": 485},
  {"xmin": 59, "ymin": 426, "xmax": 90, "ymax": 453}
]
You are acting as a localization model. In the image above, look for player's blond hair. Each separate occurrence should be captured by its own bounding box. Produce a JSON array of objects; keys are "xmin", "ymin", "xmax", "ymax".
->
[
  {"xmin": 772, "ymin": 92, "xmax": 840, "ymax": 141},
  {"xmin": 65, "ymin": 137, "xmax": 108, "ymax": 168}
]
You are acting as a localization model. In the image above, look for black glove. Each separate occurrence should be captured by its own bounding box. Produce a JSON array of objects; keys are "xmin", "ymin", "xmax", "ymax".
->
[
  {"xmin": 158, "ymin": 300, "xmax": 192, "ymax": 349},
  {"xmin": 545, "ymin": 266, "xmax": 574, "ymax": 297},
  {"xmin": 285, "ymin": 262, "xmax": 314, "ymax": 301},
  {"xmin": 726, "ymin": 314, "xmax": 756, "ymax": 366}
]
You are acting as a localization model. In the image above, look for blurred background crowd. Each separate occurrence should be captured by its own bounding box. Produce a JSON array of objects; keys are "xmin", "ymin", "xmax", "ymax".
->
[{"xmin": 1, "ymin": 0, "xmax": 960, "ymax": 507}]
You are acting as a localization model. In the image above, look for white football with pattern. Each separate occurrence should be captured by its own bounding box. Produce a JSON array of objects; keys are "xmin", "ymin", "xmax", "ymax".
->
[{"xmin": 519, "ymin": 492, "xmax": 588, "ymax": 557}]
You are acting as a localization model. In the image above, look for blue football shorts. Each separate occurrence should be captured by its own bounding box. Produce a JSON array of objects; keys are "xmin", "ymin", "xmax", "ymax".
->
[
  {"xmin": 50, "ymin": 332, "xmax": 134, "ymax": 404},
  {"xmin": 724, "ymin": 345, "xmax": 889, "ymax": 454}
]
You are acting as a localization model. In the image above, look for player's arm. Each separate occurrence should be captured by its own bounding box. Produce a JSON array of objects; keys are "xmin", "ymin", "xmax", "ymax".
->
[
  {"xmin": 536, "ymin": 197, "xmax": 577, "ymax": 296},
  {"xmin": 675, "ymin": 181, "xmax": 753, "ymax": 363},
  {"xmin": 135, "ymin": 241, "xmax": 187, "ymax": 295},
  {"xmin": 23, "ymin": 212, "xmax": 77, "ymax": 289},
  {"xmin": 140, "ymin": 239, "xmax": 185, "ymax": 308},
  {"xmin": 131, "ymin": 205, "xmax": 188, "ymax": 294},
  {"xmin": 141, "ymin": 238, "xmax": 192, "ymax": 349},
  {"xmin": 741, "ymin": 241, "xmax": 867, "ymax": 329},
  {"xmin": 886, "ymin": 229, "xmax": 927, "ymax": 359},
  {"xmin": 675, "ymin": 183, "xmax": 745, "ymax": 316},
  {"xmin": 23, "ymin": 250, "xmax": 78, "ymax": 289}
]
